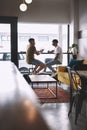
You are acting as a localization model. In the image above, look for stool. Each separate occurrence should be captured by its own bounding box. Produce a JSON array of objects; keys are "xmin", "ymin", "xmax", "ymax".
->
[{"xmin": 28, "ymin": 64, "xmax": 36, "ymax": 75}]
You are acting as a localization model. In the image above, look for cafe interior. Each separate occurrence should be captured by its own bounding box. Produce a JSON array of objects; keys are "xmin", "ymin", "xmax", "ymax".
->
[{"xmin": 0, "ymin": 0, "xmax": 87, "ymax": 130}]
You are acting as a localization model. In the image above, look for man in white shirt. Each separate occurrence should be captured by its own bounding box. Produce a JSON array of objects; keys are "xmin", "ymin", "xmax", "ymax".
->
[{"xmin": 46, "ymin": 39, "xmax": 63, "ymax": 73}]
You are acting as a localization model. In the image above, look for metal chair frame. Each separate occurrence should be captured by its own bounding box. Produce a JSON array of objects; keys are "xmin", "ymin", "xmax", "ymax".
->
[{"xmin": 67, "ymin": 66, "xmax": 86, "ymax": 124}]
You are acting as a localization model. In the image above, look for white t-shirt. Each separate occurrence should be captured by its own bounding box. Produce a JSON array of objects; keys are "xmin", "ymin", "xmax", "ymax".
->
[{"xmin": 54, "ymin": 45, "xmax": 63, "ymax": 63}]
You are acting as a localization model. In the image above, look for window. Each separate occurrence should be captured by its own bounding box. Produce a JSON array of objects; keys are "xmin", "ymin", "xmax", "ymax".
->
[
  {"xmin": 0, "ymin": 24, "xmax": 11, "ymax": 53},
  {"xmin": 38, "ymin": 35, "xmax": 49, "ymax": 42},
  {"xmin": 0, "ymin": 53, "xmax": 3, "ymax": 60},
  {"xmin": 18, "ymin": 23, "xmax": 68, "ymax": 66}
]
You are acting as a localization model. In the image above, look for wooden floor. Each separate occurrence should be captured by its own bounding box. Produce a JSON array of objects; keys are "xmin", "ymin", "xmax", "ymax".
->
[{"xmin": 40, "ymin": 84, "xmax": 87, "ymax": 130}]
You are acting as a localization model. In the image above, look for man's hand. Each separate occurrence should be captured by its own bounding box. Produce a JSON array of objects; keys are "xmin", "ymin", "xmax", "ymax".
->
[
  {"xmin": 39, "ymin": 49, "xmax": 44, "ymax": 53},
  {"xmin": 34, "ymin": 49, "xmax": 44, "ymax": 55}
]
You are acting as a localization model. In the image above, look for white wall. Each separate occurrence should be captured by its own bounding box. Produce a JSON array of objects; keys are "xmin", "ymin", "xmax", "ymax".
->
[
  {"xmin": 69, "ymin": 0, "xmax": 79, "ymax": 46},
  {"xmin": 79, "ymin": 0, "xmax": 87, "ymax": 30},
  {"xmin": 78, "ymin": 0, "xmax": 87, "ymax": 59}
]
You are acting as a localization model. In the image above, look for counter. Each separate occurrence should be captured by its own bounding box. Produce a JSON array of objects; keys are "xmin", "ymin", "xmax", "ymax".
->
[{"xmin": 0, "ymin": 61, "xmax": 50, "ymax": 130}]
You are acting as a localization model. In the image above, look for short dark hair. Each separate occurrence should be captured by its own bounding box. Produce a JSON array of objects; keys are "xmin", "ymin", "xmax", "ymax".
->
[
  {"xmin": 52, "ymin": 39, "xmax": 58, "ymax": 43},
  {"xmin": 28, "ymin": 38, "xmax": 35, "ymax": 43}
]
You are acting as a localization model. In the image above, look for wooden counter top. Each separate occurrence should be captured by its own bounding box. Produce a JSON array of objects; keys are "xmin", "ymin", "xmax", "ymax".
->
[{"xmin": 0, "ymin": 61, "xmax": 50, "ymax": 130}]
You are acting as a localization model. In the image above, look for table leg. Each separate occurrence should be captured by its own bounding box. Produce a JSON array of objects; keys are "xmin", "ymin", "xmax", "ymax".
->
[
  {"xmin": 56, "ymin": 82, "xmax": 57, "ymax": 98},
  {"xmin": 47, "ymin": 82, "xmax": 49, "ymax": 88},
  {"xmin": 48, "ymin": 82, "xmax": 57, "ymax": 98}
]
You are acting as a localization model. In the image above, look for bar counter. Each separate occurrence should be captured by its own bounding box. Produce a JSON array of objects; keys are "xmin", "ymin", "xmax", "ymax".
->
[{"xmin": 0, "ymin": 61, "xmax": 50, "ymax": 130}]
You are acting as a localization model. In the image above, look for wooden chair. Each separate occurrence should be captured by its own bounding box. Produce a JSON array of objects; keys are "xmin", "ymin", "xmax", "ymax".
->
[{"xmin": 67, "ymin": 66, "xmax": 86, "ymax": 124}]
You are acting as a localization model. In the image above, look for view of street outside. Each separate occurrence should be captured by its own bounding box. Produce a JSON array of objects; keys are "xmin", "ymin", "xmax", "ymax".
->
[{"xmin": 0, "ymin": 23, "xmax": 68, "ymax": 71}]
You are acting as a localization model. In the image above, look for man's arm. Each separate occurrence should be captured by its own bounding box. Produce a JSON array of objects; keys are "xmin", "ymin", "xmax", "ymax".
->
[
  {"xmin": 34, "ymin": 48, "xmax": 44, "ymax": 55},
  {"xmin": 48, "ymin": 50, "xmax": 54, "ymax": 53},
  {"xmin": 54, "ymin": 53, "xmax": 59, "ymax": 60}
]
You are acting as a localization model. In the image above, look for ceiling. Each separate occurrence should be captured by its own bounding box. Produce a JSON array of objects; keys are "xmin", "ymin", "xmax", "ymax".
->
[
  {"xmin": 0, "ymin": 0, "xmax": 70, "ymax": 23},
  {"xmin": 32, "ymin": 0, "xmax": 69, "ymax": 3},
  {"xmin": 0, "ymin": 0, "xmax": 70, "ymax": 9},
  {"xmin": 35, "ymin": 0, "xmax": 69, "ymax": 2}
]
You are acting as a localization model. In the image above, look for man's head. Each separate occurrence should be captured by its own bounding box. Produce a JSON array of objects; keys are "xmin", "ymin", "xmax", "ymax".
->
[
  {"xmin": 28, "ymin": 38, "xmax": 35, "ymax": 46},
  {"xmin": 52, "ymin": 39, "xmax": 58, "ymax": 47}
]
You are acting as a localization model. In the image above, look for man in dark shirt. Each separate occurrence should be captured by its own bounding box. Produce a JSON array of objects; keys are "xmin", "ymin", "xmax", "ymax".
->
[{"xmin": 26, "ymin": 38, "xmax": 46, "ymax": 74}]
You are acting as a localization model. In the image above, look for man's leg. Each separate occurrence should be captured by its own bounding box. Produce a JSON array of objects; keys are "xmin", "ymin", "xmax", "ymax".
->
[
  {"xmin": 46, "ymin": 60, "xmax": 60, "ymax": 73},
  {"xmin": 44, "ymin": 58, "xmax": 53, "ymax": 72},
  {"xmin": 32, "ymin": 65, "xmax": 38, "ymax": 73},
  {"xmin": 31, "ymin": 59, "xmax": 46, "ymax": 74},
  {"xmin": 36, "ymin": 63, "xmax": 46, "ymax": 73}
]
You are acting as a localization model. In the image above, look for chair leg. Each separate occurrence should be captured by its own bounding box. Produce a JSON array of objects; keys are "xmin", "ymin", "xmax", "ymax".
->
[
  {"xmin": 68, "ymin": 87, "xmax": 74, "ymax": 116},
  {"xmin": 68, "ymin": 96, "xmax": 75, "ymax": 116},
  {"xmin": 75, "ymin": 94, "xmax": 84, "ymax": 125},
  {"xmin": 75, "ymin": 95, "xmax": 80, "ymax": 125}
]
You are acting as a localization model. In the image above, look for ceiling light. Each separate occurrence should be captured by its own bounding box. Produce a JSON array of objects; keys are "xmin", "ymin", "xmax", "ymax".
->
[
  {"xmin": 25, "ymin": 0, "xmax": 32, "ymax": 4},
  {"xmin": 19, "ymin": 3, "xmax": 27, "ymax": 12}
]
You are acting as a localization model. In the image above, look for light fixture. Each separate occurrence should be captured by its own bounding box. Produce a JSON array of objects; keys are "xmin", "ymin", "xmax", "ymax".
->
[
  {"xmin": 25, "ymin": 0, "xmax": 32, "ymax": 4},
  {"xmin": 19, "ymin": 2, "xmax": 27, "ymax": 12},
  {"xmin": 19, "ymin": 0, "xmax": 32, "ymax": 12}
]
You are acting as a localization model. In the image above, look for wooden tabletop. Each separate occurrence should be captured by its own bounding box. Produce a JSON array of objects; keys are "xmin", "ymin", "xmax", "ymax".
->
[{"xmin": 0, "ymin": 61, "xmax": 50, "ymax": 130}]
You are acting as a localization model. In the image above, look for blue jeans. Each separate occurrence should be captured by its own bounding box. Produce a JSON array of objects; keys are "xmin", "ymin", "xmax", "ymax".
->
[
  {"xmin": 45, "ymin": 58, "xmax": 53, "ymax": 63},
  {"xmin": 44, "ymin": 58, "xmax": 53, "ymax": 71},
  {"xmin": 46, "ymin": 59, "xmax": 61, "ymax": 72},
  {"xmin": 29, "ymin": 59, "xmax": 43, "ymax": 66}
]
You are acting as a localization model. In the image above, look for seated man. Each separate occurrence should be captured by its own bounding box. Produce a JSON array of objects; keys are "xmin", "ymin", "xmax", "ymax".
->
[
  {"xmin": 26, "ymin": 38, "xmax": 46, "ymax": 74},
  {"xmin": 46, "ymin": 39, "xmax": 63, "ymax": 74}
]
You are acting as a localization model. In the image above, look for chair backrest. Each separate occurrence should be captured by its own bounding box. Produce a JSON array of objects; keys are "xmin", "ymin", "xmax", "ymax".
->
[
  {"xmin": 67, "ymin": 67, "xmax": 81, "ymax": 91},
  {"xmin": 23, "ymin": 74, "xmax": 31, "ymax": 84}
]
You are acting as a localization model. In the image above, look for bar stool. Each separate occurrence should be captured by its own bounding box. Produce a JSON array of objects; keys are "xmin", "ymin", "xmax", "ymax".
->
[{"xmin": 28, "ymin": 64, "xmax": 36, "ymax": 75}]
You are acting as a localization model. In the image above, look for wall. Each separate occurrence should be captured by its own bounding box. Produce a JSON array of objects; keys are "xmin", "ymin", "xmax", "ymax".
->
[
  {"xmin": 0, "ymin": 0, "xmax": 70, "ymax": 24},
  {"xmin": 69, "ymin": 0, "xmax": 79, "ymax": 46},
  {"xmin": 78, "ymin": 0, "xmax": 87, "ymax": 59}
]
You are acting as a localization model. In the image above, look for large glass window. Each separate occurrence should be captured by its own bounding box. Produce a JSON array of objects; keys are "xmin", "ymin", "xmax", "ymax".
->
[
  {"xmin": 0, "ymin": 23, "xmax": 68, "ymax": 70},
  {"xmin": 18, "ymin": 24, "xmax": 68, "ymax": 70},
  {"xmin": 18, "ymin": 24, "xmax": 59, "ymax": 52}
]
